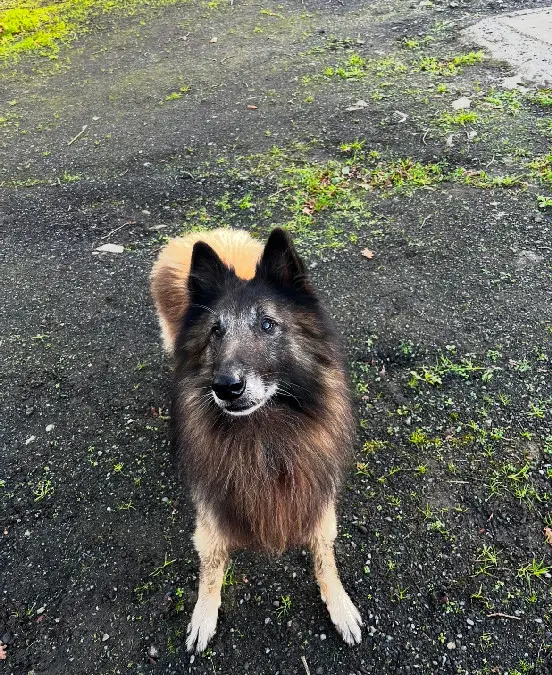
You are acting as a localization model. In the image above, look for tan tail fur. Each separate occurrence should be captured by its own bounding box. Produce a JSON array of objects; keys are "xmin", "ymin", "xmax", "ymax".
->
[{"xmin": 150, "ymin": 229, "xmax": 264, "ymax": 354}]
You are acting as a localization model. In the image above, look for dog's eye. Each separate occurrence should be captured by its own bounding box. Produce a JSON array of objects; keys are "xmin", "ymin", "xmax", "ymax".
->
[
  {"xmin": 211, "ymin": 323, "xmax": 223, "ymax": 338},
  {"xmin": 260, "ymin": 317, "xmax": 275, "ymax": 333}
]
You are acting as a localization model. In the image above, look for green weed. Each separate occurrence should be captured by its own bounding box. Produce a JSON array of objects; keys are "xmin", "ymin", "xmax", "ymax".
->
[{"xmin": 437, "ymin": 110, "xmax": 479, "ymax": 127}]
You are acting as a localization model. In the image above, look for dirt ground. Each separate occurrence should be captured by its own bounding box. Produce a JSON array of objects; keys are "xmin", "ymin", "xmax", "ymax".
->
[{"xmin": 1, "ymin": 0, "xmax": 552, "ymax": 673}]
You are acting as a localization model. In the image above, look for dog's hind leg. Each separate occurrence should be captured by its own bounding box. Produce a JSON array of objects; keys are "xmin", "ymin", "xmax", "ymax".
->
[
  {"xmin": 186, "ymin": 509, "xmax": 229, "ymax": 653},
  {"xmin": 310, "ymin": 503, "xmax": 362, "ymax": 645}
]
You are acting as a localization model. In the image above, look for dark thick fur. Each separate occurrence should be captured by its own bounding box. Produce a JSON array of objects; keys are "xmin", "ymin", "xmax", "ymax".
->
[{"xmin": 171, "ymin": 229, "xmax": 354, "ymax": 553}]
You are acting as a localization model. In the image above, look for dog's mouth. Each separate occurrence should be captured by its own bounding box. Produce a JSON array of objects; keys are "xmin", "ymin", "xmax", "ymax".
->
[{"xmin": 212, "ymin": 383, "xmax": 277, "ymax": 417}]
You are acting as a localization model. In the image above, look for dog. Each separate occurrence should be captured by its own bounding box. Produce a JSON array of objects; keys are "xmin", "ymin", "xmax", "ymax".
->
[{"xmin": 150, "ymin": 227, "xmax": 362, "ymax": 652}]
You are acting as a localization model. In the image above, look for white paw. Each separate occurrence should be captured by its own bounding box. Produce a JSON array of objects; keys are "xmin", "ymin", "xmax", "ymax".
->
[
  {"xmin": 325, "ymin": 591, "xmax": 363, "ymax": 645},
  {"xmin": 186, "ymin": 598, "xmax": 220, "ymax": 653}
]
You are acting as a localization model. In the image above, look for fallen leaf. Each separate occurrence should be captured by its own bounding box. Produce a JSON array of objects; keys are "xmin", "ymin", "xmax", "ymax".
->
[
  {"xmin": 544, "ymin": 527, "xmax": 552, "ymax": 545},
  {"xmin": 247, "ymin": 105, "xmax": 258, "ymax": 110},
  {"xmin": 361, "ymin": 248, "xmax": 374, "ymax": 260},
  {"xmin": 0, "ymin": 645, "xmax": 6, "ymax": 660}
]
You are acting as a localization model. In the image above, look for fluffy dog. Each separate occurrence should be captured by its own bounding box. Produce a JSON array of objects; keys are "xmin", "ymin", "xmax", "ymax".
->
[{"xmin": 151, "ymin": 227, "xmax": 362, "ymax": 652}]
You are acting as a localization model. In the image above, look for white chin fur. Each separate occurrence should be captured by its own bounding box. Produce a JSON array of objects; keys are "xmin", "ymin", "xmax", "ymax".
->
[{"xmin": 212, "ymin": 384, "xmax": 277, "ymax": 417}]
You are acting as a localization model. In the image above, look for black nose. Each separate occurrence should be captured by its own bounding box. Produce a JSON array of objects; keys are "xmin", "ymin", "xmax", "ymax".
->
[{"xmin": 212, "ymin": 373, "xmax": 246, "ymax": 401}]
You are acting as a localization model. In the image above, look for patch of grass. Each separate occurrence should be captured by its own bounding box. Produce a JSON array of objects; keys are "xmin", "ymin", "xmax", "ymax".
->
[
  {"xmin": 222, "ymin": 561, "xmax": 238, "ymax": 589},
  {"xmin": 451, "ymin": 168, "xmax": 526, "ymax": 189},
  {"xmin": 471, "ymin": 583, "xmax": 492, "ymax": 610},
  {"xmin": 530, "ymin": 89, "xmax": 552, "ymax": 107},
  {"xmin": 528, "ymin": 150, "xmax": 552, "ymax": 187},
  {"xmin": 416, "ymin": 51, "xmax": 484, "ymax": 76},
  {"xmin": 33, "ymin": 478, "xmax": 54, "ymax": 501},
  {"xmin": 366, "ymin": 158, "xmax": 444, "ymax": 192},
  {"xmin": 60, "ymin": 170, "xmax": 82, "ymax": 183},
  {"xmin": 408, "ymin": 352, "xmax": 496, "ymax": 389},
  {"xmin": 362, "ymin": 439, "xmax": 389, "ymax": 454},
  {"xmin": 437, "ymin": 110, "xmax": 479, "ymax": 127},
  {"xmin": 275, "ymin": 594, "xmax": 291, "ymax": 618},
  {"xmin": 473, "ymin": 545, "xmax": 500, "ymax": 576},
  {"xmin": 237, "ymin": 194, "xmax": 254, "ymax": 210},
  {"xmin": 323, "ymin": 52, "xmax": 407, "ymax": 80},
  {"xmin": 159, "ymin": 86, "xmax": 191, "ymax": 104},
  {"xmin": 0, "ymin": 0, "xmax": 186, "ymax": 62},
  {"xmin": 392, "ymin": 585, "xmax": 409, "ymax": 601},
  {"xmin": 517, "ymin": 558, "xmax": 550, "ymax": 585},
  {"xmin": 150, "ymin": 553, "xmax": 176, "ymax": 577},
  {"xmin": 482, "ymin": 89, "xmax": 521, "ymax": 114},
  {"xmin": 181, "ymin": 139, "xmax": 538, "ymax": 250}
]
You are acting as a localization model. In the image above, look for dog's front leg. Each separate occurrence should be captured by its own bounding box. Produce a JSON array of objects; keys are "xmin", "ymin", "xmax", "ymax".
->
[
  {"xmin": 186, "ymin": 510, "xmax": 228, "ymax": 653},
  {"xmin": 310, "ymin": 503, "xmax": 362, "ymax": 645}
]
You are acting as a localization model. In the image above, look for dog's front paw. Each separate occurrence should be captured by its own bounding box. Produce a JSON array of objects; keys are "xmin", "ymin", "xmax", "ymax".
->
[
  {"xmin": 186, "ymin": 598, "xmax": 220, "ymax": 653},
  {"xmin": 326, "ymin": 591, "xmax": 362, "ymax": 646}
]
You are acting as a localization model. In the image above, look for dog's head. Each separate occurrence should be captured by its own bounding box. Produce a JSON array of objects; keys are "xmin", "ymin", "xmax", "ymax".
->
[{"xmin": 179, "ymin": 228, "xmax": 335, "ymax": 417}]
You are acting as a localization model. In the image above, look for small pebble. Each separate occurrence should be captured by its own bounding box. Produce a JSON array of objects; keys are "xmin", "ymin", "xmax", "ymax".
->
[
  {"xmin": 447, "ymin": 640, "xmax": 456, "ymax": 650},
  {"xmin": 45, "ymin": 424, "xmax": 54, "ymax": 432},
  {"xmin": 95, "ymin": 243, "xmax": 124, "ymax": 254},
  {"xmin": 102, "ymin": 633, "xmax": 109, "ymax": 642},
  {"xmin": 320, "ymin": 633, "xmax": 327, "ymax": 640},
  {"xmin": 466, "ymin": 618, "xmax": 474, "ymax": 626}
]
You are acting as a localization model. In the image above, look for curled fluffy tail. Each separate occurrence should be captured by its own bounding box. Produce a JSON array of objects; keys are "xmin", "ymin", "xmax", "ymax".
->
[{"xmin": 150, "ymin": 228, "xmax": 263, "ymax": 354}]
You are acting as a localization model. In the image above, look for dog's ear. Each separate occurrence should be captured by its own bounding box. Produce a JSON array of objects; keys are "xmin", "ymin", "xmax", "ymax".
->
[
  {"xmin": 256, "ymin": 228, "xmax": 311, "ymax": 291},
  {"xmin": 188, "ymin": 241, "xmax": 229, "ymax": 303}
]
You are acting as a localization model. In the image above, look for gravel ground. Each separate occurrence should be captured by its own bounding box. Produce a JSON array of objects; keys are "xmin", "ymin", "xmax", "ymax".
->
[{"xmin": 1, "ymin": 0, "xmax": 552, "ymax": 673}]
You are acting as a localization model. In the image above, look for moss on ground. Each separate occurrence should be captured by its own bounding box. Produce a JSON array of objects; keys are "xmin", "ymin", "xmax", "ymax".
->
[{"xmin": 0, "ymin": 0, "xmax": 189, "ymax": 61}]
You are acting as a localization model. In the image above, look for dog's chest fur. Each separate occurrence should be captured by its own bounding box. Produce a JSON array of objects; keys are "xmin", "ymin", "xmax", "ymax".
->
[{"xmin": 174, "ymin": 389, "xmax": 352, "ymax": 553}]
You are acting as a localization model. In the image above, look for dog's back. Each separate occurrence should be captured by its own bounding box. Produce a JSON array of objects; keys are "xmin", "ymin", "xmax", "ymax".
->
[{"xmin": 150, "ymin": 229, "xmax": 263, "ymax": 353}]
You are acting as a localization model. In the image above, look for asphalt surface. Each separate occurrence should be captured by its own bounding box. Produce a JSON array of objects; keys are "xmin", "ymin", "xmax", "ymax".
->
[{"xmin": 1, "ymin": 0, "xmax": 552, "ymax": 673}]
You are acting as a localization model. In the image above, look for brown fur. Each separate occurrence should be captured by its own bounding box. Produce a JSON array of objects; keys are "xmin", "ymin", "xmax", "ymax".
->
[{"xmin": 174, "ymin": 364, "xmax": 352, "ymax": 553}]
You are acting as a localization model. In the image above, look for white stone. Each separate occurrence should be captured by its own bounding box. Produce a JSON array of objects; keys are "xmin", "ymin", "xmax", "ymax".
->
[
  {"xmin": 452, "ymin": 96, "xmax": 471, "ymax": 110},
  {"xmin": 95, "ymin": 243, "xmax": 124, "ymax": 254}
]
